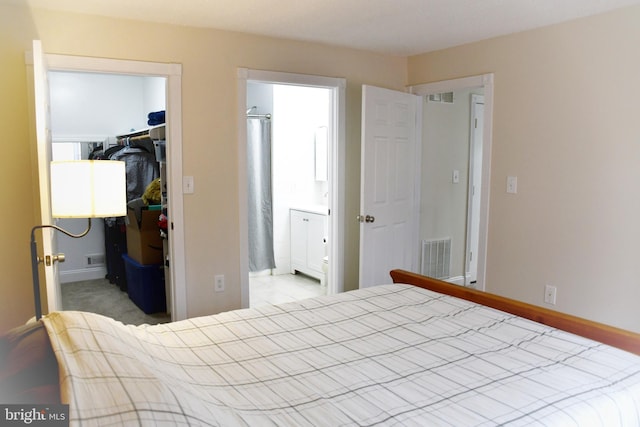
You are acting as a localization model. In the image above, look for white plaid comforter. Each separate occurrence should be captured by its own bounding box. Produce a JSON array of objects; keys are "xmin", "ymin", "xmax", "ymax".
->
[{"xmin": 43, "ymin": 284, "xmax": 640, "ymax": 426}]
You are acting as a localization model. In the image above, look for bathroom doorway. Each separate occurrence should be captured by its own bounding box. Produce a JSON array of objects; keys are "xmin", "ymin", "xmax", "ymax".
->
[
  {"xmin": 247, "ymin": 84, "xmax": 330, "ymax": 306},
  {"xmin": 238, "ymin": 69, "xmax": 346, "ymax": 308}
]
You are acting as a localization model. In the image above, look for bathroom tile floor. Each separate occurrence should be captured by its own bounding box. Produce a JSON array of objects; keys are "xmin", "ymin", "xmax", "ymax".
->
[{"xmin": 250, "ymin": 273, "xmax": 326, "ymax": 307}]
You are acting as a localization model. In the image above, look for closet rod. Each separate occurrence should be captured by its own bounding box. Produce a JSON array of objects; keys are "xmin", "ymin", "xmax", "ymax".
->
[
  {"xmin": 247, "ymin": 113, "xmax": 271, "ymax": 119},
  {"xmin": 116, "ymin": 133, "xmax": 152, "ymax": 145},
  {"xmin": 128, "ymin": 134, "xmax": 152, "ymax": 142}
]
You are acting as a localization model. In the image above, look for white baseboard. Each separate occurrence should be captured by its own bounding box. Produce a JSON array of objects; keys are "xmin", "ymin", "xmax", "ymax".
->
[
  {"xmin": 445, "ymin": 276, "xmax": 464, "ymax": 286},
  {"xmin": 445, "ymin": 274, "xmax": 474, "ymax": 287},
  {"xmin": 59, "ymin": 267, "xmax": 106, "ymax": 284},
  {"xmin": 271, "ymin": 266, "xmax": 290, "ymax": 276},
  {"xmin": 249, "ymin": 267, "xmax": 292, "ymax": 277}
]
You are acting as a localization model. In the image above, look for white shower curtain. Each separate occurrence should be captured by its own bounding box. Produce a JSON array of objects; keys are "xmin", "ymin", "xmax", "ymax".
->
[{"xmin": 247, "ymin": 118, "xmax": 276, "ymax": 272}]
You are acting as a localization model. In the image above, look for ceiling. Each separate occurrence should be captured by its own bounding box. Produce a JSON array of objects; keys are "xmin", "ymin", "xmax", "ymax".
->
[{"xmin": 9, "ymin": 0, "xmax": 640, "ymax": 56}]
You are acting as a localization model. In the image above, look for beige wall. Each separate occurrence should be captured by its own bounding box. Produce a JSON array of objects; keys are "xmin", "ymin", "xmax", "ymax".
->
[
  {"xmin": 0, "ymin": 3, "xmax": 406, "ymax": 331},
  {"xmin": 409, "ymin": 6, "xmax": 640, "ymax": 331},
  {"xmin": 3, "ymin": 2, "xmax": 639, "ymax": 334},
  {"xmin": 0, "ymin": 4, "xmax": 40, "ymax": 332}
]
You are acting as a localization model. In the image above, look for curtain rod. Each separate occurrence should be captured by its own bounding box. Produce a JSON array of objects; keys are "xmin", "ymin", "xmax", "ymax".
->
[{"xmin": 247, "ymin": 113, "xmax": 271, "ymax": 119}]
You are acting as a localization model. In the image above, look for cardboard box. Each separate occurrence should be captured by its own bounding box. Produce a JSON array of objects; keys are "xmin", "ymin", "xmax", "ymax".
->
[{"xmin": 126, "ymin": 208, "xmax": 163, "ymax": 265}]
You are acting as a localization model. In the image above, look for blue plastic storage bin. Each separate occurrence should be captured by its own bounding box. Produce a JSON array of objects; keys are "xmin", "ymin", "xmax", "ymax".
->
[{"xmin": 122, "ymin": 254, "xmax": 166, "ymax": 314}]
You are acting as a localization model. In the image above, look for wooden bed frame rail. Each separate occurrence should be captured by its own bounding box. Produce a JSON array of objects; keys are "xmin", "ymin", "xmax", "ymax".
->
[{"xmin": 390, "ymin": 269, "xmax": 640, "ymax": 355}]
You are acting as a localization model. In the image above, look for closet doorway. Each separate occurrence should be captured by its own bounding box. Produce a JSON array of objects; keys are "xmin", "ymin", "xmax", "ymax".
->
[
  {"xmin": 49, "ymin": 71, "xmax": 168, "ymax": 324},
  {"xmin": 410, "ymin": 74, "xmax": 494, "ymax": 291},
  {"xmin": 237, "ymin": 69, "xmax": 346, "ymax": 308},
  {"xmin": 30, "ymin": 48, "xmax": 187, "ymax": 322}
]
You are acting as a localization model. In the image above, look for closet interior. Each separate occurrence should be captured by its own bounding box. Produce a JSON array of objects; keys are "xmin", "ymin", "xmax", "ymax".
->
[{"xmin": 50, "ymin": 71, "xmax": 170, "ymax": 324}]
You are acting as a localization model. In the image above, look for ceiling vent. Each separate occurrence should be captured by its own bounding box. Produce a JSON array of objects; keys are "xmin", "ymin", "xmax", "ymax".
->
[{"xmin": 427, "ymin": 92, "xmax": 454, "ymax": 103}]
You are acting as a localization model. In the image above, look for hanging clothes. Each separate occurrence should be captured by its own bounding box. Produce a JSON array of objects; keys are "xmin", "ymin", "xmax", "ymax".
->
[
  {"xmin": 110, "ymin": 145, "xmax": 159, "ymax": 203},
  {"xmin": 104, "ymin": 138, "xmax": 159, "ymax": 288}
]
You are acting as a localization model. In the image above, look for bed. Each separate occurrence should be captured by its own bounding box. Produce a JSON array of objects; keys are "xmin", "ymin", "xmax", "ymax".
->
[{"xmin": 2, "ymin": 270, "xmax": 640, "ymax": 426}]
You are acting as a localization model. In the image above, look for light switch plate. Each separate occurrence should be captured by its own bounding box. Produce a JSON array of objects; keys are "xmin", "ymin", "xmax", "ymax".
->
[
  {"xmin": 183, "ymin": 176, "xmax": 195, "ymax": 194},
  {"xmin": 506, "ymin": 176, "xmax": 517, "ymax": 194}
]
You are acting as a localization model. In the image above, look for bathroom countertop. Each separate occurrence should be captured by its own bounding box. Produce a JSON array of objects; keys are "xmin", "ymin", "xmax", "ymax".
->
[{"xmin": 290, "ymin": 205, "xmax": 329, "ymax": 215}]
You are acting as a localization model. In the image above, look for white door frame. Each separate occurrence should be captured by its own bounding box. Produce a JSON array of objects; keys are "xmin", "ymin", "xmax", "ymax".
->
[
  {"xmin": 409, "ymin": 74, "xmax": 494, "ymax": 291},
  {"xmin": 35, "ymin": 52, "xmax": 187, "ymax": 320},
  {"xmin": 466, "ymin": 94, "xmax": 484, "ymax": 284},
  {"xmin": 237, "ymin": 68, "xmax": 346, "ymax": 307}
]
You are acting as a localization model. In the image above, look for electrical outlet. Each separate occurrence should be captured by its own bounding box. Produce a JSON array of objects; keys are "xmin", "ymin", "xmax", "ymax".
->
[
  {"xmin": 214, "ymin": 274, "xmax": 225, "ymax": 292},
  {"xmin": 544, "ymin": 284, "xmax": 557, "ymax": 305}
]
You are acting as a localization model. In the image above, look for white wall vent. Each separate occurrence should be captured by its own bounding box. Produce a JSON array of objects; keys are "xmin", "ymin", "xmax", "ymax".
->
[
  {"xmin": 427, "ymin": 92, "xmax": 454, "ymax": 103},
  {"xmin": 421, "ymin": 238, "xmax": 451, "ymax": 279},
  {"xmin": 85, "ymin": 253, "xmax": 105, "ymax": 267}
]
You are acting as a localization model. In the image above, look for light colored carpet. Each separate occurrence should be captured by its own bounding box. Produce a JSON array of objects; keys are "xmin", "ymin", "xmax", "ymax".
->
[{"xmin": 61, "ymin": 279, "xmax": 171, "ymax": 326}]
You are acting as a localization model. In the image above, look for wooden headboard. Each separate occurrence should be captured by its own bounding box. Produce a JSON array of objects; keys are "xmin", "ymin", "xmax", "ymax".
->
[{"xmin": 390, "ymin": 269, "xmax": 640, "ymax": 356}]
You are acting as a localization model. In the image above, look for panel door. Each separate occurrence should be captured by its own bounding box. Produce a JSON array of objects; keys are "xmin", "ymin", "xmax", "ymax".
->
[{"xmin": 359, "ymin": 85, "xmax": 421, "ymax": 288}]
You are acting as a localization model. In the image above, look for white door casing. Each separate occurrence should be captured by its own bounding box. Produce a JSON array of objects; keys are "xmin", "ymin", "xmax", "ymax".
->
[
  {"xmin": 359, "ymin": 85, "xmax": 421, "ymax": 288},
  {"xmin": 410, "ymin": 74, "xmax": 493, "ymax": 291},
  {"xmin": 28, "ymin": 41, "xmax": 187, "ymax": 320},
  {"xmin": 237, "ymin": 69, "xmax": 346, "ymax": 308},
  {"xmin": 466, "ymin": 95, "xmax": 484, "ymax": 284}
]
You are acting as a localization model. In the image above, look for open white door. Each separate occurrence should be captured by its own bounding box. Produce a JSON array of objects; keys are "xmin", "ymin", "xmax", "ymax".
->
[
  {"xmin": 359, "ymin": 85, "xmax": 421, "ymax": 288},
  {"xmin": 32, "ymin": 40, "xmax": 62, "ymax": 314}
]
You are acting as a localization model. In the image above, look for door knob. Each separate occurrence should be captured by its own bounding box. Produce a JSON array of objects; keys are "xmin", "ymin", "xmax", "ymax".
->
[
  {"xmin": 357, "ymin": 215, "xmax": 375, "ymax": 223},
  {"xmin": 41, "ymin": 253, "xmax": 66, "ymax": 266}
]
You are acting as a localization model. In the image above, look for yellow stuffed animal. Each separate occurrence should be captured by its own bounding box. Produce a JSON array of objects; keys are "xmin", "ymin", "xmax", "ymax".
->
[{"xmin": 142, "ymin": 178, "xmax": 162, "ymax": 205}]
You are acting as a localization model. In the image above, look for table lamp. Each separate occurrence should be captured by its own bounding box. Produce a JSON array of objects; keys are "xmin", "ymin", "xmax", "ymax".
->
[{"xmin": 30, "ymin": 160, "xmax": 127, "ymax": 320}]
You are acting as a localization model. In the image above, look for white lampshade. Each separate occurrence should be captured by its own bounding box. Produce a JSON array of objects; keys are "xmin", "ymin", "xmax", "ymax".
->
[{"xmin": 50, "ymin": 160, "xmax": 127, "ymax": 218}]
